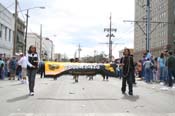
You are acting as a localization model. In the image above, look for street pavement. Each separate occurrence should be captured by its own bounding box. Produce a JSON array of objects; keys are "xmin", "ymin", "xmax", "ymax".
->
[{"xmin": 0, "ymin": 75, "xmax": 175, "ymax": 116}]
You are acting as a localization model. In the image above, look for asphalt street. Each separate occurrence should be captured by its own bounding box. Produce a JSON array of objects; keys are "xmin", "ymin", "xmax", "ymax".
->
[{"xmin": 0, "ymin": 75, "xmax": 175, "ymax": 116}]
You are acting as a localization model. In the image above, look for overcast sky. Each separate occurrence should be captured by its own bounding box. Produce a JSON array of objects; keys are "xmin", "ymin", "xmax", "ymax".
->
[{"xmin": 1, "ymin": 0, "xmax": 134, "ymax": 58}]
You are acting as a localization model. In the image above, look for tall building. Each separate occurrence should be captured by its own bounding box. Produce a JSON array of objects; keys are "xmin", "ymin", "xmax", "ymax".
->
[
  {"xmin": 134, "ymin": 0, "xmax": 175, "ymax": 61},
  {"xmin": 42, "ymin": 37, "xmax": 54, "ymax": 60},
  {"xmin": 0, "ymin": 3, "xmax": 14, "ymax": 57}
]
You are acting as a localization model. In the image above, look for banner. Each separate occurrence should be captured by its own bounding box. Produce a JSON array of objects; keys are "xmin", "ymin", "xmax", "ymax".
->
[{"xmin": 44, "ymin": 62, "xmax": 117, "ymax": 77}]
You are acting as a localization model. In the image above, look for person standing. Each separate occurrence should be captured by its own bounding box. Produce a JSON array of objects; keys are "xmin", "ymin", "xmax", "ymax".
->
[
  {"xmin": 0, "ymin": 58, "xmax": 5, "ymax": 80},
  {"xmin": 39, "ymin": 60, "xmax": 45, "ymax": 78},
  {"xmin": 166, "ymin": 51, "xmax": 175, "ymax": 87},
  {"xmin": 9, "ymin": 57, "xmax": 17, "ymax": 80},
  {"xmin": 17, "ymin": 54, "xmax": 23, "ymax": 81},
  {"xmin": 120, "ymin": 48, "xmax": 135, "ymax": 96},
  {"xmin": 27, "ymin": 45, "xmax": 40, "ymax": 96},
  {"xmin": 143, "ymin": 58, "xmax": 153, "ymax": 83},
  {"xmin": 18, "ymin": 53, "xmax": 28, "ymax": 84},
  {"xmin": 157, "ymin": 53, "xmax": 166, "ymax": 83},
  {"xmin": 74, "ymin": 58, "xmax": 79, "ymax": 83}
]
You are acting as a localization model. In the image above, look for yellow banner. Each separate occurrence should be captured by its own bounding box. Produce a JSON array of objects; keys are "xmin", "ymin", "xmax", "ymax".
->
[{"xmin": 44, "ymin": 62, "xmax": 117, "ymax": 77}]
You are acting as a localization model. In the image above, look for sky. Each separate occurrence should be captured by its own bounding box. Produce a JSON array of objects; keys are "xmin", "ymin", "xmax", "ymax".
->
[{"xmin": 1, "ymin": 0, "xmax": 134, "ymax": 59}]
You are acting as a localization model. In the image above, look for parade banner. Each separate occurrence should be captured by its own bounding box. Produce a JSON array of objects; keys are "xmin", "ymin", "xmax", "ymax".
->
[{"xmin": 44, "ymin": 62, "xmax": 117, "ymax": 77}]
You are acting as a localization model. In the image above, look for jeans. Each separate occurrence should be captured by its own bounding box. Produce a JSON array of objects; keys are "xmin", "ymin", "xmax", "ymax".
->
[
  {"xmin": 144, "ymin": 67, "xmax": 152, "ymax": 82},
  {"xmin": 159, "ymin": 67, "xmax": 166, "ymax": 82},
  {"xmin": 121, "ymin": 72, "xmax": 133, "ymax": 94},
  {"xmin": 18, "ymin": 71, "xmax": 22, "ymax": 80},
  {"xmin": 168, "ymin": 69, "xmax": 175, "ymax": 87},
  {"xmin": 28, "ymin": 69, "xmax": 37, "ymax": 92}
]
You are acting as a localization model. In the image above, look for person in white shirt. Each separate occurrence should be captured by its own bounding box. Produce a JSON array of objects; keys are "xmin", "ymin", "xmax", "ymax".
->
[{"xmin": 18, "ymin": 53, "xmax": 28, "ymax": 84}]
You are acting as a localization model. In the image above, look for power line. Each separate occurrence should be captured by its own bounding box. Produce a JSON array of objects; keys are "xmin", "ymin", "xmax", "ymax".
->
[{"xmin": 18, "ymin": 3, "xmax": 26, "ymax": 21}]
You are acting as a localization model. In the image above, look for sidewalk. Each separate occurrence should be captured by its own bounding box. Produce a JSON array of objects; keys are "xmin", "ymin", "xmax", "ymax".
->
[{"xmin": 135, "ymin": 77, "xmax": 175, "ymax": 94}]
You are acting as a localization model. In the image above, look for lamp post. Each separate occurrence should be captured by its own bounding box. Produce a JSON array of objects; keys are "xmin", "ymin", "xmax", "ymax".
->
[{"xmin": 24, "ymin": 6, "xmax": 45, "ymax": 54}]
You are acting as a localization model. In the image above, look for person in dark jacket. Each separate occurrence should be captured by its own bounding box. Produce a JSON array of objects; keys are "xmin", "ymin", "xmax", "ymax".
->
[
  {"xmin": 27, "ymin": 45, "xmax": 40, "ymax": 96},
  {"xmin": 74, "ymin": 58, "xmax": 79, "ymax": 83},
  {"xmin": 166, "ymin": 51, "xmax": 175, "ymax": 87},
  {"xmin": 39, "ymin": 60, "xmax": 45, "ymax": 78},
  {"xmin": 120, "ymin": 48, "xmax": 135, "ymax": 95}
]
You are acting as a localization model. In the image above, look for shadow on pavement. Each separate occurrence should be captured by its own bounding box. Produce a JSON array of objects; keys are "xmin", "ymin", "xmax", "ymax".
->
[
  {"xmin": 37, "ymin": 98, "xmax": 119, "ymax": 101},
  {"xmin": 122, "ymin": 95, "xmax": 140, "ymax": 102},
  {"xmin": 10, "ymin": 83, "xmax": 23, "ymax": 86},
  {"xmin": 7, "ymin": 94, "xmax": 29, "ymax": 103}
]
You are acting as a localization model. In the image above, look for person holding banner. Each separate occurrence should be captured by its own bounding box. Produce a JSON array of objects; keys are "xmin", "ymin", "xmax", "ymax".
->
[
  {"xmin": 27, "ymin": 45, "xmax": 40, "ymax": 96},
  {"xmin": 74, "ymin": 58, "xmax": 79, "ymax": 83},
  {"xmin": 120, "ymin": 48, "xmax": 134, "ymax": 96}
]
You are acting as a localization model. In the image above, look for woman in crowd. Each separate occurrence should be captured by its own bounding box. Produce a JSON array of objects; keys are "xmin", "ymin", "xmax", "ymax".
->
[{"xmin": 27, "ymin": 45, "xmax": 40, "ymax": 96}]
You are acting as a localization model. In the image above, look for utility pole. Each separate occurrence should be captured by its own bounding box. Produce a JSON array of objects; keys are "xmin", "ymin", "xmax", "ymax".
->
[
  {"xmin": 78, "ymin": 44, "xmax": 81, "ymax": 60},
  {"xmin": 13, "ymin": 0, "xmax": 18, "ymax": 55},
  {"xmin": 94, "ymin": 50, "xmax": 97, "ymax": 63},
  {"xmin": 124, "ymin": 0, "xmax": 170, "ymax": 52},
  {"xmin": 146, "ymin": 0, "xmax": 151, "ymax": 51},
  {"xmin": 40, "ymin": 24, "xmax": 42, "ymax": 59},
  {"xmin": 24, "ymin": 9, "xmax": 29, "ymax": 54},
  {"xmin": 51, "ymin": 40, "xmax": 53, "ymax": 61},
  {"xmin": 104, "ymin": 13, "xmax": 117, "ymax": 62}
]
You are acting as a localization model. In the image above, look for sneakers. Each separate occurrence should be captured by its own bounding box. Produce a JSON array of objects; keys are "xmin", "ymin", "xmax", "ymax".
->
[{"xmin": 29, "ymin": 92, "xmax": 34, "ymax": 96}]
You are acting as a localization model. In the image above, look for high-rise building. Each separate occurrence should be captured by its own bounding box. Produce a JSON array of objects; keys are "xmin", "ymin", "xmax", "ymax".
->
[{"xmin": 134, "ymin": 0, "xmax": 175, "ymax": 61}]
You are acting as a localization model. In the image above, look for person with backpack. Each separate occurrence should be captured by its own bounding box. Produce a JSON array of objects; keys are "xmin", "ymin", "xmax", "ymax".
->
[
  {"xmin": 9, "ymin": 56, "xmax": 17, "ymax": 80},
  {"xmin": 27, "ymin": 45, "xmax": 40, "ymax": 96}
]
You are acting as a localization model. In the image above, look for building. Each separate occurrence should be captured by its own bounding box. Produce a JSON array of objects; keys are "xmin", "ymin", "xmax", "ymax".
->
[
  {"xmin": 27, "ymin": 33, "xmax": 54, "ymax": 60},
  {"xmin": 42, "ymin": 37, "xmax": 54, "ymax": 60},
  {"xmin": 134, "ymin": 0, "xmax": 175, "ymax": 61},
  {"xmin": 26, "ymin": 33, "xmax": 41, "ymax": 54},
  {"xmin": 0, "ymin": 3, "xmax": 14, "ymax": 57},
  {"xmin": 54, "ymin": 53, "xmax": 61, "ymax": 61},
  {"xmin": 14, "ymin": 16, "xmax": 25, "ymax": 54}
]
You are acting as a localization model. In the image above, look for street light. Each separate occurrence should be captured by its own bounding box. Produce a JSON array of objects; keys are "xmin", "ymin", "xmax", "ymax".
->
[{"xmin": 24, "ymin": 6, "xmax": 45, "ymax": 54}]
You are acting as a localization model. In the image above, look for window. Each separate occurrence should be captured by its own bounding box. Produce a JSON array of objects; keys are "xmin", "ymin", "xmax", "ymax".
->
[
  {"xmin": 5, "ymin": 26, "xmax": 7, "ymax": 40},
  {"xmin": 9, "ymin": 29, "xmax": 11, "ymax": 42},
  {"xmin": 0, "ymin": 24, "xmax": 2, "ymax": 38}
]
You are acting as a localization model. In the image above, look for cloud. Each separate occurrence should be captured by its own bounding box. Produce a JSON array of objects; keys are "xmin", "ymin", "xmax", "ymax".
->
[{"xmin": 1, "ymin": 0, "xmax": 134, "ymax": 58}]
